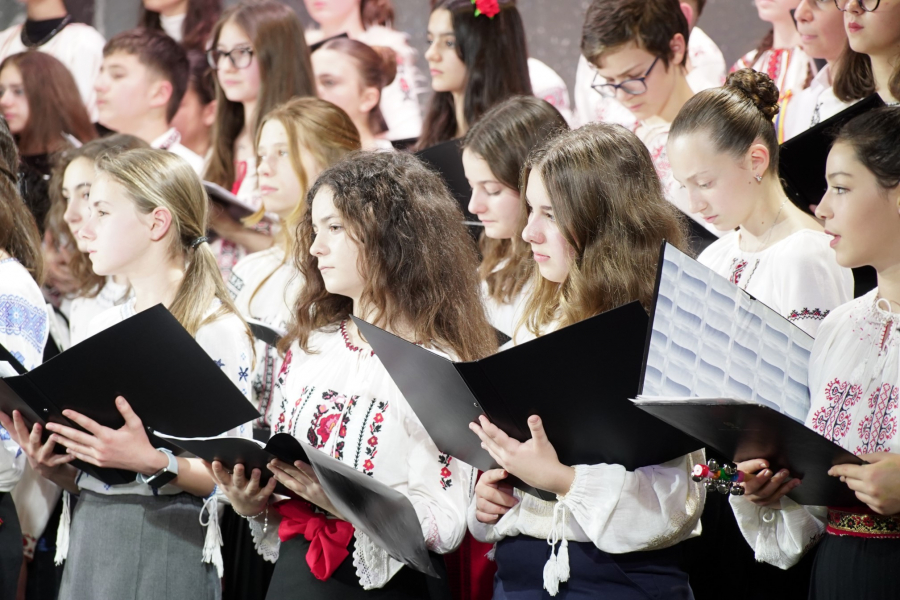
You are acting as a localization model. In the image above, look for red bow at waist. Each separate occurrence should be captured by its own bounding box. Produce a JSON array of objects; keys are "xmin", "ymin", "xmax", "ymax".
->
[{"xmin": 275, "ymin": 499, "xmax": 355, "ymax": 580}]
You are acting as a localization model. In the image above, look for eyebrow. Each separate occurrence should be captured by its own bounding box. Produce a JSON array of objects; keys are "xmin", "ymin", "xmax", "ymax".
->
[
  {"xmin": 826, "ymin": 172, "xmax": 853, "ymax": 179},
  {"xmin": 65, "ymin": 182, "xmax": 92, "ymax": 192},
  {"xmin": 524, "ymin": 196, "xmax": 552, "ymax": 211},
  {"xmin": 428, "ymin": 31, "xmax": 455, "ymax": 37},
  {"xmin": 313, "ymin": 213, "xmax": 338, "ymax": 225}
]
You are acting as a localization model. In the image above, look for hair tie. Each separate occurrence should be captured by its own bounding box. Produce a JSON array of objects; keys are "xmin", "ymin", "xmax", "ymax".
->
[{"xmin": 190, "ymin": 236, "xmax": 209, "ymax": 249}]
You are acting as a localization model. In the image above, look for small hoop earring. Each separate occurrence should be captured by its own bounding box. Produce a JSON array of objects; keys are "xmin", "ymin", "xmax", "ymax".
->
[{"xmin": 755, "ymin": 174, "xmax": 762, "ymax": 183}]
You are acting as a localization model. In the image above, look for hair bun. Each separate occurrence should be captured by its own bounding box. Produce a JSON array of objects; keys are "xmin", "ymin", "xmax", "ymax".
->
[
  {"xmin": 370, "ymin": 45, "xmax": 398, "ymax": 88},
  {"xmin": 726, "ymin": 68, "xmax": 780, "ymax": 121}
]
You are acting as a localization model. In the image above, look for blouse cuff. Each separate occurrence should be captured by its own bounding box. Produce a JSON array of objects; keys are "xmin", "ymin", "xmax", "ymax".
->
[
  {"xmin": 558, "ymin": 463, "xmax": 626, "ymax": 520},
  {"xmin": 248, "ymin": 506, "xmax": 281, "ymax": 564},
  {"xmin": 352, "ymin": 529, "xmax": 403, "ymax": 590}
]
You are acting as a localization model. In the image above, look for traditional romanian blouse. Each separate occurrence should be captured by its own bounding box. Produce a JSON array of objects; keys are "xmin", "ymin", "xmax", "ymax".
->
[
  {"xmin": 698, "ymin": 229, "xmax": 853, "ymax": 337},
  {"xmin": 731, "ymin": 290, "xmax": 900, "ymax": 568},
  {"xmin": 250, "ymin": 324, "xmax": 473, "ymax": 589},
  {"xmin": 227, "ymin": 245, "xmax": 303, "ymax": 428},
  {"xmin": 68, "ymin": 278, "xmax": 131, "ymax": 347},
  {"xmin": 783, "ymin": 65, "xmax": 856, "ymax": 141}
]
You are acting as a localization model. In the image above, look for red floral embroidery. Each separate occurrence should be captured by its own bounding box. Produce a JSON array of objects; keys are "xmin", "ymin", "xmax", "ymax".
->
[
  {"xmin": 856, "ymin": 384, "xmax": 898, "ymax": 454},
  {"xmin": 360, "ymin": 400, "xmax": 388, "ymax": 476},
  {"xmin": 306, "ymin": 391, "xmax": 345, "ymax": 449},
  {"xmin": 730, "ymin": 260, "xmax": 748, "ymax": 285},
  {"xmin": 811, "ymin": 379, "xmax": 863, "ymax": 443},
  {"xmin": 438, "ymin": 453, "xmax": 453, "ymax": 490},
  {"xmin": 363, "ymin": 459, "xmax": 375, "ymax": 471},
  {"xmin": 317, "ymin": 413, "xmax": 341, "ymax": 445},
  {"xmin": 374, "ymin": 413, "xmax": 383, "ymax": 423}
]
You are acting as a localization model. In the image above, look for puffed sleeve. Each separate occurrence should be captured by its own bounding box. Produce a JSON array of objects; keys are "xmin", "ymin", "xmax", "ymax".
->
[{"xmin": 730, "ymin": 495, "xmax": 826, "ymax": 569}]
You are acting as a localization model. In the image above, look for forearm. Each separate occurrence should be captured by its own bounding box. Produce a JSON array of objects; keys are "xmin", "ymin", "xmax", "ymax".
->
[
  {"xmin": 47, "ymin": 464, "xmax": 80, "ymax": 495},
  {"xmin": 216, "ymin": 228, "xmax": 273, "ymax": 253},
  {"xmin": 171, "ymin": 457, "xmax": 216, "ymax": 497}
]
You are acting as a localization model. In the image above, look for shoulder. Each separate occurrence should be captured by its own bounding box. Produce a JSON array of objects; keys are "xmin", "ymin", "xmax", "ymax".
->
[
  {"xmin": 0, "ymin": 260, "xmax": 48, "ymax": 338},
  {"xmin": 0, "ymin": 259, "xmax": 44, "ymax": 305},
  {"xmin": 60, "ymin": 23, "xmax": 105, "ymax": 46},
  {"xmin": 698, "ymin": 231, "xmax": 739, "ymax": 263},
  {"xmin": 196, "ymin": 306, "xmax": 251, "ymax": 349},
  {"xmin": 0, "ymin": 23, "xmax": 22, "ymax": 48},
  {"xmin": 86, "ymin": 300, "xmax": 133, "ymax": 338},
  {"xmin": 812, "ymin": 291, "xmax": 874, "ymax": 351},
  {"xmin": 772, "ymin": 229, "xmax": 841, "ymax": 270}
]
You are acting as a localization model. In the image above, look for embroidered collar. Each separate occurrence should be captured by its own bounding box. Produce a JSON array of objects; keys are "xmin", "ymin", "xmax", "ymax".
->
[
  {"xmin": 151, "ymin": 128, "xmax": 182, "ymax": 152},
  {"xmin": 339, "ymin": 320, "xmax": 375, "ymax": 356}
]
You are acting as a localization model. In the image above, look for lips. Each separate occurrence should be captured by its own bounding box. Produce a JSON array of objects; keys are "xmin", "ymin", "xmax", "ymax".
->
[
  {"xmin": 847, "ymin": 22, "xmax": 863, "ymax": 33},
  {"xmin": 430, "ymin": 69, "xmax": 442, "ymax": 76},
  {"xmin": 533, "ymin": 252, "xmax": 550, "ymax": 263},
  {"xmin": 259, "ymin": 185, "xmax": 278, "ymax": 195},
  {"xmin": 703, "ymin": 215, "xmax": 717, "ymax": 223},
  {"xmin": 825, "ymin": 230, "xmax": 841, "ymax": 247}
]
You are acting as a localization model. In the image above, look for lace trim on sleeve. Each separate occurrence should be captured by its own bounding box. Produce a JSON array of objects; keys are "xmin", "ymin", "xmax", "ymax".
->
[
  {"xmin": 352, "ymin": 529, "xmax": 392, "ymax": 590},
  {"xmin": 248, "ymin": 510, "xmax": 281, "ymax": 564}
]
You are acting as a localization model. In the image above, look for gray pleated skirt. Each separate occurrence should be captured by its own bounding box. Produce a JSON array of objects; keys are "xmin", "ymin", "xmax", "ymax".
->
[{"xmin": 58, "ymin": 490, "xmax": 220, "ymax": 600}]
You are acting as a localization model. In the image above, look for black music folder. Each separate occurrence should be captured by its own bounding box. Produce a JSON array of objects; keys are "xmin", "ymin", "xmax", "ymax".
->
[
  {"xmin": 0, "ymin": 305, "xmax": 260, "ymax": 485},
  {"xmin": 247, "ymin": 318, "xmax": 285, "ymax": 347},
  {"xmin": 161, "ymin": 432, "xmax": 439, "ymax": 577},
  {"xmin": 633, "ymin": 398, "xmax": 863, "ymax": 506},
  {"xmin": 414, "ymin": 138, "xmax": 475, "ymax": 221},
  {"xmin": 203, "ymin": 181, "xmax": 257, "ymax": 220},
  {"xmin": 353, "ymin": 304, "xmax": 703, "ymax": 500}
]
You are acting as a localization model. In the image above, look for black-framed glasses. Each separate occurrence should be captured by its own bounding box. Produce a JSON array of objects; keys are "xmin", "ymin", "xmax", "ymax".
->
[
  {"xmin": 834, "ymin": 0, "xmax": 880, "ymax": 11},
  {"xmin": 206, "ymin": 46, "xmax": 255, "ymax": 70},
  {"xmin": 591, "ymin": 57, "xmax": 660, "ymax": 98}
]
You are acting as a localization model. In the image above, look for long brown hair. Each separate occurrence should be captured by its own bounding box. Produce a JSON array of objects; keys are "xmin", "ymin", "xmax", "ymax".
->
[
  {"xmin": 831, "ymin": 45, "xmax": 898, "ymax": 103},
  {"xmin": 462, "ymin": 96, "xmax": 569, "ymax": 303},
  {"xmin": 140, "ymin": 0, "xmax": 223, "ymax": 51},
  {"xmin": 96, "ymin": 149, "xmax": 250, "ymax": 340},
  {"xmin": 416, "ymin": 0, "xmax": 532, "ymax": 150},
  {"xmin": 45, "ymin": 135, "xmax": 149, "ymax": 299},
  {"xmin": 318, "ymin": 37, "xmax": 397, "ymax": 135},
  {"xmin": 0, "ymin": 117, "xmax": 43, "ymax": 283},
  {"xmin": 0, "ymin": 52, "xmax": 96, "ymax": 156},
  {"xmin": 281, "ymin": 151, "xmax": 496, "ymax": 361},
  {"xmin": 519, "ymin": 123, "xmax": 689, "ymax": 336},
  {"xmin": 204, "ymin": 0, "xmax": 316, "ymax": 189}
]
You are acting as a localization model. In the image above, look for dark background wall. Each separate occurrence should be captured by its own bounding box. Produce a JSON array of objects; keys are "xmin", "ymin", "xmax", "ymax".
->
[{"xmin": 1, "ymin": 0, "xmax": 769, "ymax": 105}]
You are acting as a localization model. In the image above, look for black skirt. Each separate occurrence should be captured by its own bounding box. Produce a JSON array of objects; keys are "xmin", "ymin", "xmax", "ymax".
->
[
  {"xmin": 809, "ymin": 534, "xmax": 900, "ymax": 600},
  {"xmin": 0, "ymin": 492, "xmax": 23, "ymax": 599},
  {"xmin": 492, "ymin": 536, "xmax": 693, "ymax": 600},
  {"xmin": 221, "ymin": 505, "xmax": 276, "ymax": 600},
  {"xmin": 265, "ymin": 535, "xmax": 451, "ymax": 600}
]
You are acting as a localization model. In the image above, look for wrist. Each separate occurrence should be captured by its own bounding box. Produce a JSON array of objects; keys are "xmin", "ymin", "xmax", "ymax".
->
[
  {"xmin": 551, "ymin": 465, "xmax": 576, "ymax": 497},
  {"xmin": 139, "ymin": 448, "xmax": 171, "ymax": 476}
]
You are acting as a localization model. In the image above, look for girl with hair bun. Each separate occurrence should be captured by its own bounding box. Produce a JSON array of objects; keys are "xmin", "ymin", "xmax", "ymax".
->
[
  {"xmin": 669, "ymin": 68, "xmax": 853, "ymax": 337},
  {"xmin": 312, "ymin": 38, "xmax": 398, "ymax": 150},
  {"xmin": 0, "ymin": 148, "xmax": 256, "ymax": 599},
  {"xmin": 304, "ymin": 0, "xmax": 426, "ymax": 142},
  {"xmin": 729, "ymin": 106, "xmax": 900, "ymax": 600}
]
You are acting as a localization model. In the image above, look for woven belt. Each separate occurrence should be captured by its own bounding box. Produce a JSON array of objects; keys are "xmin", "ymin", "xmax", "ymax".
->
[{"xmin": 827, "ymin": 507, "xmax": 900, "ymax": 539}]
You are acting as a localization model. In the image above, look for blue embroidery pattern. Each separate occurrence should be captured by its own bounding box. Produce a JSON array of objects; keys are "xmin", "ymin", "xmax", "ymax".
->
[{"xmin": 0, "ymin": 294, "xmax": 47, "ymax": 355}]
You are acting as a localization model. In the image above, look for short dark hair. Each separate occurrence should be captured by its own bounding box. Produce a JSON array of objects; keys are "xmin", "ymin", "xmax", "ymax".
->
[
  {"xmin": 581, "ymin": 0, "xmax": 689, "ymax": 69},
  {"xmin": 104, "ymin": 28, "xmax": 189, "ymax": 122},
  {"xmin": 835, "ymin": 107, "xmax": 900, "ymax": 191}
]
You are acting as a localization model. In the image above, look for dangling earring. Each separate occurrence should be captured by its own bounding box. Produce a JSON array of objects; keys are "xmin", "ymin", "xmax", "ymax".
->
[{"xmin": 755, "ymin": 174, "xmax": 762, "ymax": 183}]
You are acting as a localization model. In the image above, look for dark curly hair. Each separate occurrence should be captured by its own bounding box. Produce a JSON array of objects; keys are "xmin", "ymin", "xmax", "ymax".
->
[
  {"xmin": 669, "ymin": 68, "xmax": 781, "ymax": 175},
  {"xmin": 281, "ymin": 151, "xmax": 497, "ymax": 361},
  {"xmin": 0, "ymin": 118, "xmax": 43, "ymax": 283}
]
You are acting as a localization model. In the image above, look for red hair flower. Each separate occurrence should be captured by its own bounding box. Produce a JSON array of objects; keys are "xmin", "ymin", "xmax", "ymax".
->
[{"xmin": 472, "ymin": 0, "xmax": 500, "ymax": 18}]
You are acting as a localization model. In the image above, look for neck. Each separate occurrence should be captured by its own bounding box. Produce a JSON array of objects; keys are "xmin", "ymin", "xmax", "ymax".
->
[
  {"xmin": 319, "ymin": 11, "xmax": 366, "ymax": 39},
  {"xmin": 772, "ymin": 19, "xmax": 801, "ymax": 49},
  {"xmin": 129, "ymin": 258, "xmax": 185, "ymax": 314},
  {"xmin": 115, "ymin": 117, "xmax": 170, "ymax": 145},
  {"xmin": 354, "ymin": 117, "xmax": 376, "ymax": 150},
  {"xmin": 242, "ymin": 99, "xmax": 257, "ymax": 134},
  {"xmin": 877, "ymin": 261, "xmax": 900, "ymax": 312},
  {"xmin": 870, "ymin": 53, "xmax": 900, "ymax": 104},
  {"xmin": 739, "ymin": 177, "xmax": 791, "ymax": 244},
  {"xmin": 658, "ymin": 70, "xmax": 694, "ymax": 124},
  {"xmin": 26, "ymin": 0, "xmax": 66, "ymax": 21},
  {"xmin": 452, "ymin": 91, "xmax": 467, "ymax": 139}
]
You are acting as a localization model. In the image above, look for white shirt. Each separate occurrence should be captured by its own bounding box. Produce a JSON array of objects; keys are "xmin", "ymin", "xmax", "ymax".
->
[
  {"xmin": 227, "ymin": 245, "xmax": 303, "ymax": 428},
  {"xmin": 160, "ymin": 13, "xmax": 186, "ymax": 43},
  {"xmin": 0, "ymin": 258, "xmax": 49, "ymax": 491},
  {"xmin": 151, "ymin": 128, "xmax": 206, "ymax": 176},
  {"xmin": 251, "ymin": 326, "xmax": 472, "ymax": 589},
  {"xmin": 528, "ymin": 57, "xmax": 575, "ymax": 127},
  {"xmin": 0, "ymin": 22, "xmax": 105, "ymax": 121},
  {"xmin": 730, "ymin": 289, "xmax": 900, "ymax": 569},
  {"xmin": 481, "ymin": 261, "xmax": 532, "ymax": 340},
  {"xmin": 783, "ymin": 65, "xmax": 856, "ymax": 141},
  {"xmin": 68, "ymin": 278, "xmax": 131, "ymax": 347},
  {"xmin": 698, "ymin": 229, "xmax": 853, "ymax": 337},
  {"xmin": 574, "ymin": 26, "xmax": 726, "ymax": 128}
]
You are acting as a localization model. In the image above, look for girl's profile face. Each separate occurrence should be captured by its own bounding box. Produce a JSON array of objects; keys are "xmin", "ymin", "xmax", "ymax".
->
[
  {"xmin": 462, "ymin": 148, "xmax": 521, "ymax": 240},
  {"xmin": 214, "ymin": 19, "xmax": 261, "ymax": 105},
  {"xmin": 257, "ymin": 119, "xmax": 314, "ymax": 220},
  {"xmin": 794, "ymin": 0, "xmax": 847, "ymax": 62},
  {"xmin": 521, "ymin": 168, "xmax": 573, "ymax": 284},
  {"xmin": 845, "ymin": 0, "xmax": 900, "ymax": 58},
  {"xmin": 78, "ymin": 173, "xmax": 163, "ymax": 277},
  {"xmin": 62, "ymin": 157, "xmax": 98, "ymax": 252},
  {"xmin": 309, "ymin": 186, "xmax": 365, "ymax": 302},
  {"xmin": 312, "ymin": 49, "xmax": 378, "ymax": 122},
  {"xmin": 0, "ymin": 64, "xmax": 28, "ymax": 135},
  {"xmin": 425, "ymin": 9, "xmax": 467, "ymax": 95},
  {"xmin": 668, "ymin": 132, "xmax": 761, "ymax": 231},
  {"xmin": 817, "ymin": 141, "xmax": 900, "ymax": 270}
]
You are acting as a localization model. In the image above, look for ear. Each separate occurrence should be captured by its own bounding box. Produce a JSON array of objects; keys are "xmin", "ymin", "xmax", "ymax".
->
[
  {"xmin": 148, "ymin": 206, "xmax": 174, "ymax": 242},
  {"xmin": 201, "ymin": 99, "xmax": 218, "ymax": 128},
  {"xmin": 669, "ymin": 33, "xmax": 688, "ymax": 67},
  {"xmin": 747, "ymin": 142, "xmax": 771, "ymax": 179},
  {"xmin": 358, "ymin": 87, "xmax": 380, "ymax": 114},
  {"xmin": 148, "ymin": 79, "xmax": 174, "ymax": 113},
  {"xmin": 679, "ymin": 2, "xmax": 695, "ymax": 28}
]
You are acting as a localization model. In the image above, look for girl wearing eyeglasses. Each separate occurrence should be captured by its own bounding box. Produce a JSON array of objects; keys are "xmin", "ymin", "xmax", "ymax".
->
[
  {"xmin": 840, "ymin": 0, "xmax": 900, "ymax": 104},
  {"xmin": 203, "ymin": 0, "xmax": 316, "ymax": 280},
  {"xmin": 581, "ymin": 0, "xmax": 721, "ymax": 250}
]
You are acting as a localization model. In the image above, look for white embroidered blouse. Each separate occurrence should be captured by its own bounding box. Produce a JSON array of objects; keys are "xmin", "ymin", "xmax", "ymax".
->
[
  {"xmin": 730, "ymin": 290, "xmax": 900, "ymax": 568},
  {"xmin": 250, "ymin": 324, "xmax": 473, "ymax": 589},
  {"xmin": 698, "ymin": 229, "xmax": 854, "ymax": 337},
  {"xmin": 68, "ymin": 278, "xmax": 131, "ymax": 347},
  {"xmin": 0, "ymin": 258, "xmax": 49, "ymax": 492},
  {"xmin": 227, "ymin": 246, "xmax": 303, "ymax": 428}
]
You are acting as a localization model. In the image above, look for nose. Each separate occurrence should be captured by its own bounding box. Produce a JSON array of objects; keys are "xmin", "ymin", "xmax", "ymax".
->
[
  {"xmin": 424, "ymin": 41, "xmax": 439, "ymax": 63},
  {"xmin": 0, "ymin": 90, "xmax": 11, "ymax": 107},
  {"xmin": 468, "ymin": 190, "xmax": 487, "ymax": 215},
  {"xmin": 795, "ymin": 0, "xmax": 813, "ymax": 21},
  {"xmin": 78, "ymin": 217, "xmax": 96, "ymax": 243},
  {"xmin": 63, "ymin": 199, "xmax": 82, "ymax": 226},
  {"xmin": 521, "ymin": 214, "xmax": 543, "ymax": 245},
  {"xmin": 309, "ymin": 233, "xmax": 327, "ymax": 257},
  {"xmin": 844, "ymin": 0, "xmax": 863, "ymax": 13},
  {"xmin": 257, "ymin": 155, "xmax": 272, "ymax": 178},
  {"xmin": 686, "ymin": 191, "xmax": 707, "ymax": 214},
  {"xmin": 814, "ymin": 193, "xmax": 832, "ymax": 221}
]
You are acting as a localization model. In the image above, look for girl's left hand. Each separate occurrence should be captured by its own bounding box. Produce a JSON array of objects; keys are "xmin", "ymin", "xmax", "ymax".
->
[
  {"xmin": 268, "ymin": 458, "xmax": 346, "ymax": 520},
  {"xmin": 469, "ymin": 415, "xmax": 575, "ymax": 497},
  {"xmin": 45, "ymin": 396, "xmax": 166, "ymax": 475},
  {"xmin": 829, "ymin": 453, "xmax": 900, "ymax": 515}
]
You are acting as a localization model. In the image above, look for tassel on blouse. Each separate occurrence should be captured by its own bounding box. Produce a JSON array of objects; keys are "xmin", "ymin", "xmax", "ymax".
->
[
  {"xmin": 542, "ymin": 500, "xmax": 571, "ymax": 596},
  {"xmin": 200, "ymin": 491, "xmax": 224, "ymax": 578},
  {"xmin": 54, "ymin": 490, "xmax": 71, "ymax": 566}
]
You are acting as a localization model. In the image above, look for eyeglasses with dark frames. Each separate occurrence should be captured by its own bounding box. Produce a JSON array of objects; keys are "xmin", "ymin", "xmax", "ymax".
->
[
  {"xmin": 206, "ymin": 46, "xmax": 255, "ymax": 70},
  {"xmin": 591, "ymin": 57, "xmax": 661, "ymax": 99},
  {"xmin": 834, "ymin": 0, "xmax": 880, "ymax": 12}
]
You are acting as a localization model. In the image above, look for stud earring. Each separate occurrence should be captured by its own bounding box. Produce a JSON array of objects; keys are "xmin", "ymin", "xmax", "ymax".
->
[{"xmin": 755, "ymin": 174, "xmax": 762, "ymax": 183}]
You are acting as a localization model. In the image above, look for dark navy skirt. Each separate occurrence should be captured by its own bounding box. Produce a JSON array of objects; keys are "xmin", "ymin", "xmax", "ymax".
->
[{"xmin": 493, "ymin": 536, "xmax": 694, "ymax": 600}]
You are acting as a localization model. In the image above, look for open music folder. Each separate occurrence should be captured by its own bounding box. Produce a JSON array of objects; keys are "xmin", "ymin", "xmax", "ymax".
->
[
  {"xmin": 0, "ymin": 305, "xmax": 260, "ymax": 485},
  {"xmin": 353, "ymin": 303, "xmax": 703, "ymax": 501}
]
